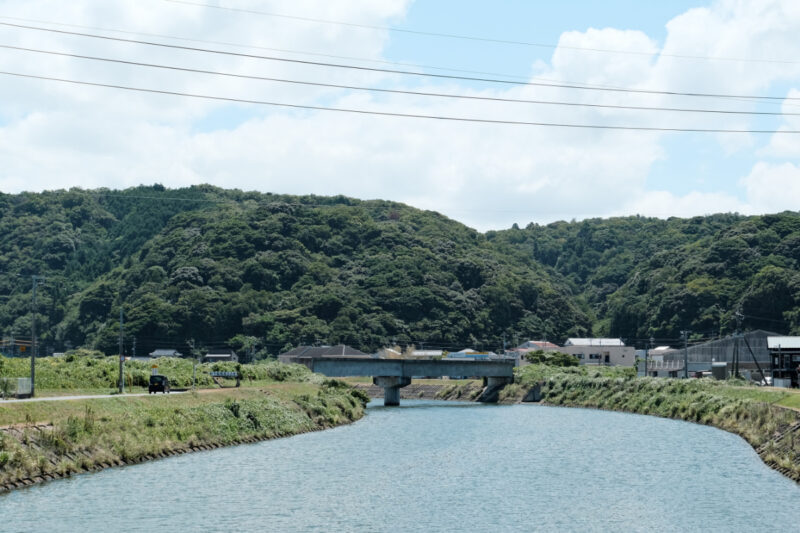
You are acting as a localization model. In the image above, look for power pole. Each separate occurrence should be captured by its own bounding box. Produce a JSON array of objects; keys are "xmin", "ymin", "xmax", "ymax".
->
[
  {"xmin": 118, "ymin": 307, "xmax": 125, "ymax": 393},
  {"xmin": 188, "ymin": 339, "xmax": 197, "ymax": 390},
  {"xmin": 30, "ymin": 275, "xmax": 45, "ymax": 397},
  {"xmin": 734, "ymin": 311, "xmax": 744, "ymax": 378},
  {"xmin": 645, "ymin": 336, "xmax": 654, "ymax": 377},
  {"xmin": 681, "ymin": 330, "xmax": 690, "ymax": 379}
]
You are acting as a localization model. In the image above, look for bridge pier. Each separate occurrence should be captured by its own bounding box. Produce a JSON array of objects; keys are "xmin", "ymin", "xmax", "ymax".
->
[
  {"xmin": 373, "ymin": 376, "xmax": 411, "ymax": 406},
  {"xmin": 486, "ymin": 376, "xmax": 513, "ymax": 388}
]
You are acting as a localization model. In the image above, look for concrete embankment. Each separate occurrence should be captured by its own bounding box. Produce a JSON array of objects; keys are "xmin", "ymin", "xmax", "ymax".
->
[{"xmin": 0, "ymin": 382, "xmax": 368, "ymax": 494}]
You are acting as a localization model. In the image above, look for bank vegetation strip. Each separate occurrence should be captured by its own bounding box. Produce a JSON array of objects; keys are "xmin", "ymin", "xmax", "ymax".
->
[{"xmin": 0, "ymin": 360, "xmax": 368, "ymax": 492}]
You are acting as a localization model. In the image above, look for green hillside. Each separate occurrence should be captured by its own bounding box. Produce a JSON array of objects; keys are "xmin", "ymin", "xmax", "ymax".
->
[
  {"xmin": 0, "ymin": 186, "xmax": 589, "ymax": 356},
  {"xmin": 1, "ymin": 186, "xmax": 798, "ymax": 356},
  {"xmin": 488, "ymin": 213, "xmax": 800, "ymax": 342}
]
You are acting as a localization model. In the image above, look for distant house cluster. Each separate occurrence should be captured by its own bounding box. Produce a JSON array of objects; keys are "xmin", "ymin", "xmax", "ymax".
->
[{"xmin": 272, "ymin": 338, "xmax": 638, "ymax": 369}]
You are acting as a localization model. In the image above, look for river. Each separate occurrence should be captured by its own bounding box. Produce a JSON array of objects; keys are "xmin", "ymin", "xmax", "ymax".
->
[{"xmin": 2, "ymin": 401, "xmax": 799, "ymax": 532}]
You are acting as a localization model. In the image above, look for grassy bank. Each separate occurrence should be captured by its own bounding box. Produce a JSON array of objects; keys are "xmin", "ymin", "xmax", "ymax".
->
[
  {"xmin": 510, "ymin": 365, "xmax": 800, "ymax": 481},
  {"xmin": 0, "ymin": 353, "xmax": 313, "ymax": 395},
  {"xmin": 0, "ymin": 376, "xmax": 368, "ymax": 491}
]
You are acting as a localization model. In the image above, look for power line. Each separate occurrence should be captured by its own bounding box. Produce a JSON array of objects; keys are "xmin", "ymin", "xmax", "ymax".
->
[
  {"xmin": 164, "ymin": 0, "xmax": 800, "ymax": 66},
  {"xmin": 1, "ymin": 14, "xmax": 791, "ymax": 110},
  {"xmin": 3, "ymin": 21, "xmax": 799, "ymax": 102},
  {"xmin": 4, "ymin": 44, "xmax": 796, "ymax": 117},
  {"xmin": 0, "ymin": 14, "xmax": 532, "ymax": 82},
  {"xmin": 3, "ymin": 69, "xmax": 799, "ymax": 133}
]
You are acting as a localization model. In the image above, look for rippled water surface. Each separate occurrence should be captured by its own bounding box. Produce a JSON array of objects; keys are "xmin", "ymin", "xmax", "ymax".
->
[{"xmin": 3, "ymin": 401, "xmax": 800, "ymax": 532}]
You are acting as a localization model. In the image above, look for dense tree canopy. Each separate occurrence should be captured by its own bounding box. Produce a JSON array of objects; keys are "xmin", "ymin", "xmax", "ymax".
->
[
  {"xmin": 0, "ymin": 186, "xmax": 589, "ymax": 356},
  {"xmin": 1, "ymin": 186, "xmax": 798, "ymax": 356}
]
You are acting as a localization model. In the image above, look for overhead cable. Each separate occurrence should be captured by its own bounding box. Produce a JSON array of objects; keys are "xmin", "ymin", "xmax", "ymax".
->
[
  {"xmin": 4, "ymin": 44, "xmax": 796, "ymax": 117},
  {"xmin": 3, "ymin": 21, "xmax": 799, "ymax": 102},
  {"xmin": 1, "ymin": 14, "xmax": 792, "ymax": 109},
  {"xmin": 164, "ymin": 0, "xmax": 800, "ymax": 65},
  {"xmin": 2, "ymin": 70, "xmax": 799, "ymax": 133}
]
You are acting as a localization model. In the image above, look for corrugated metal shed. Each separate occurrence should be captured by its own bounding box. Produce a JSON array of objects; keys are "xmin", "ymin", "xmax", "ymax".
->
[{"xmin": 767, "ymin": 337, "xmax": 800, "ymax": 349}]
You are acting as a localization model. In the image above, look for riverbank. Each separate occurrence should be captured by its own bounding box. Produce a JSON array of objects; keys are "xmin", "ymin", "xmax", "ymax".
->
[
  {"xmin": 0, "ymin": 379, "xmax": 368, "ymax": 493},
  {"xmin": 357, "ymin": 368, "xmax": 800, "ymax": 483}
]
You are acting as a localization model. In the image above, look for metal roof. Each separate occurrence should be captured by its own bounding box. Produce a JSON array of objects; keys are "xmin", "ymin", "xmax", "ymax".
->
[
  {"xmin": 564, "ymin": 338, "xmax": 625, "ymax": 347},
  {"xmin": 149, "ymin": 349, "xmax": 182, "ymax": 357},
  {"xmin": 767, "ymin": 337, "xmax": 800, "ymax": 349}
]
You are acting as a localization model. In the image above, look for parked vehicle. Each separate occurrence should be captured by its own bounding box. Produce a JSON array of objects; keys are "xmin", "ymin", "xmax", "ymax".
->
[{"xmin": 149, "ymin": 375, "xmax": 170, "ymax": 394}]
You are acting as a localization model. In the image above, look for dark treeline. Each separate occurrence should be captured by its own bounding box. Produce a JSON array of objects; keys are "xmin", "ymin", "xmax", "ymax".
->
[{"xmin": 0, "ymin": 185, "xmax": 798, "ymax": 357}]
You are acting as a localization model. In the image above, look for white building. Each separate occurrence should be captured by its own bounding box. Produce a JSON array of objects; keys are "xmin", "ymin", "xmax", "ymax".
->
[{"xmin": 560, "ymin": 338, "xmax": 635, "ymax": 366}]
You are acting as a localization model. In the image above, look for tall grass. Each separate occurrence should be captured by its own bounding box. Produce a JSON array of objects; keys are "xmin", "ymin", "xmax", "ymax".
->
[
  {"xmin": 0, "ymin": 354, "xmax": 317, "ymax": 391},
  {"xmin": 0, "ymin": 382, "xmax": 367, "ymax": 488}
]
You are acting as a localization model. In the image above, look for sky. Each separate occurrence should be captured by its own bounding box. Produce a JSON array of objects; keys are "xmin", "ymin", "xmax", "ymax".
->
[{"xmin": 1, "ymin": 0, "xmax": 799, "ymax": 231}]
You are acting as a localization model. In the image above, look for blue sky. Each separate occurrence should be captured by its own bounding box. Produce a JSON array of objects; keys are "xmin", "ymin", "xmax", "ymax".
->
[{"xmin": 0, "ymin": 0, "xmax": 799, "ymax": 230}]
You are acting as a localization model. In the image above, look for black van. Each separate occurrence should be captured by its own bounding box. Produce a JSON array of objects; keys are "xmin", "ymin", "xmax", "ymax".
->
[{"xmin": 149, "ymin": 375, "xmax": 170, "ymax": 394}]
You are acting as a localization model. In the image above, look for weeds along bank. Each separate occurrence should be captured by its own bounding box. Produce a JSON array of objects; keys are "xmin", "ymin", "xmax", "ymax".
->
[
  {"xmin": 0, "ymin": 378, "xmax": 368, "ymax": 492},
  {"xmin": 507, "ymin": 365, "xmax": 800, "ymax": 482},
  {"xmin": 0, "ymin": 352, "xmax": 310, "ymax": 392}
]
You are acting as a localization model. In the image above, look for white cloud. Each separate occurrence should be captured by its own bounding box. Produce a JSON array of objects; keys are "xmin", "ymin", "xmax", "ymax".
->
[
  {"xmin": 740, "ymin": 161, "xmax": 800, "ymax": 212},
  {"xmin": 616, "ymin": 190, "xmax": 746, "ymax": 219},
  {"xmin": 1, "ymin": 0, "xmax": 800, "ymax": 231}
]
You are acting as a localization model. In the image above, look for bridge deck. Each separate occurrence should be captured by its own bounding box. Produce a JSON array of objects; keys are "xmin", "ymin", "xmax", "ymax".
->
[{"xmin": 308, "ymin": 357, "xmax": 515, "ymax": 378}]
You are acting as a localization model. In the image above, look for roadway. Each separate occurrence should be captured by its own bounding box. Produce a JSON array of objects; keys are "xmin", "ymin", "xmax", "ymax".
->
[{"xmin": 0, "ymin": 391, "xmax": 186, "ymax": 403}]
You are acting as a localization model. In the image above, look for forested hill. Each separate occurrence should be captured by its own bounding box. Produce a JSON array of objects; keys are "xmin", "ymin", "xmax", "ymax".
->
[
  {"xmin": 0, "ymin": 186, "xmax": 589, "ymax": 356},
  {"xmin": 488, "ymin": 213, "xmax": 800, "ymax": 342},
  {"xmin": 1, "ymin": 186, "xmax": 798, "ymax": 357}
]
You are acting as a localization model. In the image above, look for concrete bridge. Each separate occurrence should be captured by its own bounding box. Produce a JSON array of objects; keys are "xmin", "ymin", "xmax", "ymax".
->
[{"xmin": 308, "ymin": 357, "xmax": 515, "ymax": 406}]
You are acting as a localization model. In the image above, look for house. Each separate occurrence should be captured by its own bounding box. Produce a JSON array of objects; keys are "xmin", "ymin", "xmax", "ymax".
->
[
  {"xmin": 148, "ymin": 349, "xmax": 182, "ymax": 358},
  {"xmin": 203, "ymin": 350, "xmax": 238, "ymax": 364},
  {"xmin": 411, "ymin": 350, "xmax": 444, "ymax": 358},
  {"xmin": 768, "ymin": 336, "xmax": 800, "ymax": 387},
  {"xmin": 446, "ymin": 349, "xmax": 495, "ymax": 360},
  {"xmin": 560, "ymin": 338, "xmax": 635, "ymax": 366},
  {"xmin": 278, "ymin": 345, "xmax": 369, "ymax": 367}
]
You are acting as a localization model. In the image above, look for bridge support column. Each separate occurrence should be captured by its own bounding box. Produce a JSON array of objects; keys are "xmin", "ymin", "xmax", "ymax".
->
[
  {"xmin": 487, "ymin": 376, "xmax": 513, "ymax": 387},
  {"xmin": 373, "ymin": 376, "xmax": 411, "ymax": 406}
]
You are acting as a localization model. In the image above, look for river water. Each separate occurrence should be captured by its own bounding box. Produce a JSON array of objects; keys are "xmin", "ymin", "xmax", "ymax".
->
[{"xmin": 2, "ymin": 401, "xmax": 800, "ymax": 532}]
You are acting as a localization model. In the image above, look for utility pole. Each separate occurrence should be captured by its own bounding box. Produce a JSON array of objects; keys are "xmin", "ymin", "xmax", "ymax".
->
[
  {"xmin": 118, "ymin": 307, "xmax": 124, "ymax": 394},
  {"xmin": 30, "ymin": 275, "xmax": 45, "ymax": 397},
  {"xmin": 734, "ymin": 311, "xmax": 744, "ymax": 378},
  {"xmin": 188, "ymin": 339, "xmax": 197, "ymax": 390},
  {"xmin": 681, "ymin": 330, "xmax": 690, "ymax": 379},
  {"xmin": 645, "ymin": 336, "xmax": 654, "ymax": 377}
]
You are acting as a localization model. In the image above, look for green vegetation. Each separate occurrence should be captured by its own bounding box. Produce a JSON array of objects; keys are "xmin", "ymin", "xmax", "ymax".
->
[
  {"xmin": 523, "ymin": 350, "xmax": 579, "ymax": 367},
  {"xmin": 0, "ymin": 377, "xmax": 367, "ymax": 489},
  {"xmin": 0, "ymin": 354, "xmax": 319, "ymax": 393},
  {"xmin": 2, "ymin": 187, "xmax": 799, "ymax": 357},
  {"xmin": 0, "ymin": 186, "xmax": 589, "ymax": 357},
  {"xmin": 488, "ymin": 213, "xmax": 800, "ymax": 340}
]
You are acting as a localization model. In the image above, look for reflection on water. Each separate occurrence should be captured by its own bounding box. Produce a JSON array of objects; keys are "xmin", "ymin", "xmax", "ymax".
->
[{"xmin": 2, "ymin": 400, "xmax": 799, "ymax": 532}]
